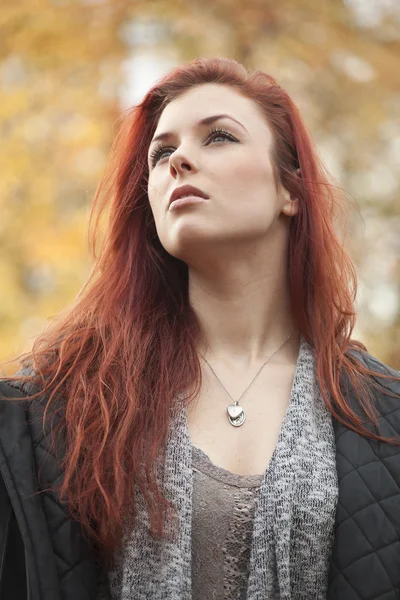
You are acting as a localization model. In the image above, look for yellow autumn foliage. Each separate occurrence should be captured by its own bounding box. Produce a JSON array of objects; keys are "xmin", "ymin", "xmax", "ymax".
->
[{"xmin": 0, "ymin": 0, "xmax": 398, "ymax": 372}]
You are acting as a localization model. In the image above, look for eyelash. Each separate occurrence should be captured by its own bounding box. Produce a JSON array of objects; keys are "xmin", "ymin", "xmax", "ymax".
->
[{"xmin": 149, "ymin": 127, "xmax": 238, "ymax": 167}]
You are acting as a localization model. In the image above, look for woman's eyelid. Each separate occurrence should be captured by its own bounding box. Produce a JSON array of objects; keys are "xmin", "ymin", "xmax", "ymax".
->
[
  {"xmin": 151, "ymin": 128, "xmax": 238, "ymax": 165},
  {"xmin": 167, "ymin": 127, "xmax": 236, "ymax": 149}
]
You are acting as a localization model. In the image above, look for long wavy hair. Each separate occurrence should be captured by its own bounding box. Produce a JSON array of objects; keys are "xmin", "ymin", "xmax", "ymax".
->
[{"xmin": 1, "ymin": 57, "xmax": 399, "ymax": 564}]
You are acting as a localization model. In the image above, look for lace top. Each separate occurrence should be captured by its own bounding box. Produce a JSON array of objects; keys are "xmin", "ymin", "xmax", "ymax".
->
[{"xmin": 191, "ymin": 445, "xmax": 264, "ymax": 600}]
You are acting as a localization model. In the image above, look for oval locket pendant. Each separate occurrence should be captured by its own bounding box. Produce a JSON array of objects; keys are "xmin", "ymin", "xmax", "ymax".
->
[{"xmin": 227, "ymin": 403, "xmax": 246, "ymax": 427}]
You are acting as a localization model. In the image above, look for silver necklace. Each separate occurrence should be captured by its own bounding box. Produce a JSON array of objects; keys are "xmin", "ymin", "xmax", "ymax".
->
[{"xmin": 199, "ymin": 333, "xmax": 292, "ymax": 427}]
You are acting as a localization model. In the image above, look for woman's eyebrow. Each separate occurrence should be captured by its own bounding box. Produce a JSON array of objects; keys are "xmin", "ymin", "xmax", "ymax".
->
[{"xmin": 149, "ymin": 114, "xmax": 248, "ymax": 146}]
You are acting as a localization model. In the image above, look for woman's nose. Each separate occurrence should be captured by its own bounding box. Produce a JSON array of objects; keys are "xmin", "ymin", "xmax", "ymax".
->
[{"xmin": 169, "ymin": 148, "xmax": 197, "ymax": 176}]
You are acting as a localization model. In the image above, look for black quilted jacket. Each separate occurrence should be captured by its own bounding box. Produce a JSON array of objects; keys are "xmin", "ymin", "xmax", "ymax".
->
[{"xmin": 0, "ymin": 350, "xmax": 399, "ymax": 600}]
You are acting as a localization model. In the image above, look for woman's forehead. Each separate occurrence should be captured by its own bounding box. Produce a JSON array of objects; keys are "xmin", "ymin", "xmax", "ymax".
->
[{"xmin": 154, "ymin": 84, "xmax": 270, "ymax": 141}]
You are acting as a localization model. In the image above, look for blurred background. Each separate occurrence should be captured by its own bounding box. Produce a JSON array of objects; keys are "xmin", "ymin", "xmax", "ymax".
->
[{"xmin": 0, "ymin": 0, "xmax": 399, "ymax": 372}]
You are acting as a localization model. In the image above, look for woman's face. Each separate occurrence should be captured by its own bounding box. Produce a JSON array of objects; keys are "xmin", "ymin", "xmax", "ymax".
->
[{"xmin": 147, "ymin": 83, "xmax": 297, "ymax": 265}]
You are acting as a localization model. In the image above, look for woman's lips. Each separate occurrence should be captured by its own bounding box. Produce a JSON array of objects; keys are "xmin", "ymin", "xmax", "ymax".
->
[{"xmin": 168, "ymin": 195, "xmax": 208, "ymax": 211}]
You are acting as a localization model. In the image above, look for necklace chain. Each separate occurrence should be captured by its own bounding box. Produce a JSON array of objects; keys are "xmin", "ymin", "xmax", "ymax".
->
[{"xmin": 199, "ymin": 333, "xmax": 292, "ymax": 427}]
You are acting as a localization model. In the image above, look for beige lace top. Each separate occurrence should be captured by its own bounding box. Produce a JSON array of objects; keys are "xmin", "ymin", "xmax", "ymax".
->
[{"xmin": 191, "ymin": 445, "xmax": 264, "ymax": 600}]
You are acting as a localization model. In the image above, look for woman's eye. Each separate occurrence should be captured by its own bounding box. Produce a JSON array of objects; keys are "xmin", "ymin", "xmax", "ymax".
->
[
  {"xmin": 152, "ymin": 147, "xmax": 174, "ymax": 164},
  {"xmin": 149, "ymin": 128, "xmax": 238, "ymax": 167}
]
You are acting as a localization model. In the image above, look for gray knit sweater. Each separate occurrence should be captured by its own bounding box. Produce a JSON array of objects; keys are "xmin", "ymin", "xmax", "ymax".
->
[{"xmin": 103, "ymin": 337, "xmax": 338, "ymax": 599}]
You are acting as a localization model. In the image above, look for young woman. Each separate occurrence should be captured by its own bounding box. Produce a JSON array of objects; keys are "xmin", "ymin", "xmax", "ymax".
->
[{"xmin": 0, "ymin": 57, "xmax": 399, "ymax": 600}]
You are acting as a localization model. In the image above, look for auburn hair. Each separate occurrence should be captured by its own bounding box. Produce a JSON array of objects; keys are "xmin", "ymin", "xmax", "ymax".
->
[{"xmin": 1, "ymin": 57, "xmax": 399, "ymax": 565}]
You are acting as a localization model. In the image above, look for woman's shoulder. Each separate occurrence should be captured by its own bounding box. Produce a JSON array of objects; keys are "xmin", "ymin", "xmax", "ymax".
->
[
  {"xmin": 348, "ymin": 347, "xmax": 400, "ymax": 395},
  {"xmin": 342, "ymin": 347, "xmax": 400, "ymax": 438},
  {"xmin": 0, "ymin": 367, "xmax": 66, "ymax": 475},
  {"xmin": 355, "ymin": 348, "xmax": 399, "ymax": 374},
  {"xmin": 0, "ymin": 366, "xmax": 63, "ymax": 440},
  {"xmin": 0, "ymin": 367, "xmax": 42, "ymax": 415},
  {"xmin": 0, "ymin": 365, "xmax": 50, "ymax": 400}
]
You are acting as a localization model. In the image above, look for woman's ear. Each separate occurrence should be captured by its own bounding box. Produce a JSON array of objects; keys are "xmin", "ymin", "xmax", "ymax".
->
[
  {"xmin": 281, "ymin": 168, "xmax": 300, "ymax": 217},
  {"xmin": 282, "ymin": 196, "xmax": 299, "ymax": 217}
]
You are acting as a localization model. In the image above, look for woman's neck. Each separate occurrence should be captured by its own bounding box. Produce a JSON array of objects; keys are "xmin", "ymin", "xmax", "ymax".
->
[{"xmin": 189, "ymin": 265, "xmax": 298, "ymax": 370}]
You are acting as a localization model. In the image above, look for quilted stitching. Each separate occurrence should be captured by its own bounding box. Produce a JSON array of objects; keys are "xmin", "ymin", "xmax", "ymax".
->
[
  {"xmin": 6, "ymin": 377, "xmax": 97, "ymax": 599},
  {"xmin": 328, "ymin": 352, "xmax": 400, "ymax": 599},
  {"xmin": 329, "ymin": 388, "xmax": 400, "ymax": 600},
  {"xmin": 335, "ymin": 494, "xmax": 400, "ymax": 534},
  {"xmin": 29, "ymin": 416, "xmax": 96, "ymax": 599}
]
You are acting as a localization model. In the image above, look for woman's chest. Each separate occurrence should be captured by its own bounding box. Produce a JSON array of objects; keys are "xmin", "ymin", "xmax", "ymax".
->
[{"xmin": 187, "ymin": 364, "xmax": 296, "ymax": 476}]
